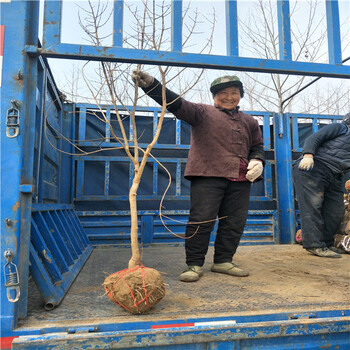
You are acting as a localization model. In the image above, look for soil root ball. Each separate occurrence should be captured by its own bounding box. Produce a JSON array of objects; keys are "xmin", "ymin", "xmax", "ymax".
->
[{"xmin": 103, "ymin": 265, "xmax": 166, "ymax": 314}]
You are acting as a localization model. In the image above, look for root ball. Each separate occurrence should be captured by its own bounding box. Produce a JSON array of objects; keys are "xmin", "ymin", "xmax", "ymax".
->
[{"xmin": 103, "ymin": 265, "xmax": 166, "ymax": 314}]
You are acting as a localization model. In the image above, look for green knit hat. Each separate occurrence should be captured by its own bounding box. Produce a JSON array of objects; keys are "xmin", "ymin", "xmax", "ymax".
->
[{"xmin": 210, "ymin": 75, "xmax": 244, "ymax": 96}]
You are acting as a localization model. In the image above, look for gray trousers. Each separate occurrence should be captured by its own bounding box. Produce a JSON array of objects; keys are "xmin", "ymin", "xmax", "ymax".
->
[{"xmin": 293, "ymin": 161, "xmax": 344, "ymax": 249}]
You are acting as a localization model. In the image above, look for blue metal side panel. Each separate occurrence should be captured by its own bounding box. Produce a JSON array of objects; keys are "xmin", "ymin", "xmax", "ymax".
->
[
  {"xmin": 77, "ymin": 210, "xmax": 277, "ymax": 246},
  {"xmin": 30, "ymin": 204, "xmax": 92, "ymax": 309},
  {"xmin": 10, "ymin": 313, "xmax": 350, "ymax": 349},
  {"xmin": 0, "ymin": 0, "xmax": 40, "ymax": 332}
]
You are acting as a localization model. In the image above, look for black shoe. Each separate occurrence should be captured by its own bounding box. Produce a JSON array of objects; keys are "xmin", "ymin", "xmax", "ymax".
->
[
  {"xmin": 306, "ymin": 247, "xmax": 341, "ymax": 258},
  {"xmin": 328, "ymin": 246, "xmax": 346, "ymax": 254}
]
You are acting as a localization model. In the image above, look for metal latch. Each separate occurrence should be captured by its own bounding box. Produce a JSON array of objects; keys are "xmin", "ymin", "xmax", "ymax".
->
[
  {"xmin": 67, "ymin": 326, "xmax": 98, "ymax": 334},
  {"xmin": 6, "ymin": 100, "xmax": 20, "ymax": 138},
  {"xmin": 3, "ymin": 249, "xmax": 20, "ymax": 303},
  {"xmin": 289, "ymin": 313, "xmax": 316, "ymax": 320}
]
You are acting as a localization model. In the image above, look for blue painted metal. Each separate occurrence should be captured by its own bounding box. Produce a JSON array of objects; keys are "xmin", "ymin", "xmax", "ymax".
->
[
  {"xmin": 9, "ymin": 310, "xmax": 350, "ymax": 349},
  {"xmin": 30, "ymin": 204, "xmax": 92, "ymax": 310},
  {"xmin": 226, "ymin": 0, "xmax": 238, "ymax": 56},
  {"xmin": 171, "ymin": 0, "xmax": 182, "ymax": 52},
  {"xmin": 73, "ymin": 105, "xmax": 273, "ymax": 200},
  {"xmin": 326, "ymin": 0, "xmax": 342, "ymax": 64},
  {"xmin": 1, "ymin": 0, "xmax": 349, "ymax": 347},
  {"xmin": 42, "ymin": 0, "xmax": 62, "ymax": 47},
  {"xmin": 76, "ymin": 210, "xmax": 277, "ymax": 246},
  {"xmin": 290, "ymin": 114, "xmax": 342, "ymax": 152},
  {"xmin": 71, "ymin": 105, "xmax": 277, "ymax": 244},
  {"xmin": 26, "ymin": 0, "xmax": 349, "ymax": 78},
  {"xmin": 113, "ymin": 0, "xmax": 123, "ymax": 47},
  {"xmin": 274, "ymin": 113, "xmax": 295, "ymax": 244},
  {"xmin": 277, "ymin": 0, "xmax": 292, "ymax": 61},
  {"xmin": 4, "ymin": 309, "xmax": 350, "ymax": 335},
  {"xmin": 0, "ymin": 0, "xmax": 40, "ymax": 333},
  {"xmin": 26, "ymin": 43, "xmax": 350, "ymax": 78},
  {"xmin": 71, "ymin": 108, "xmax": 342, "ymax": 246}
]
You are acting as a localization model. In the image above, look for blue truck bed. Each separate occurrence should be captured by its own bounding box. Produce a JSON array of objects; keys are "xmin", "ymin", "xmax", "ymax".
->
[{"xmin": 10, "ymin": 244, "xmax": 350, "ymax": 349}]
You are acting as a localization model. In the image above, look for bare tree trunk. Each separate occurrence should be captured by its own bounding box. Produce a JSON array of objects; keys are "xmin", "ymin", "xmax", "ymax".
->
[{"xmin": 128, "ymin": 177, "xmax": 141, "ymax": 268}]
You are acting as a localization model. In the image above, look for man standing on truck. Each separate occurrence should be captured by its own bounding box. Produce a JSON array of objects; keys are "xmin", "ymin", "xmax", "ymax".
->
[
  {"xmin": 293, "ymin": 113, "xmax": 350, "ymax": 258},
  {"xmin": 132, "ymin": 70, "xmax": 265, "ymax": 282}
]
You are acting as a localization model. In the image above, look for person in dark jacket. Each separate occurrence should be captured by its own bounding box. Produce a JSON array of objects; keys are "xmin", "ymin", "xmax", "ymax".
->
[
  {"xmin": 132, "ymin": 70, "xmax": 265, "ymax": 282},
  {"xmin": 293, "ymin": 113, "xmax": 350, "ymax": 258}
]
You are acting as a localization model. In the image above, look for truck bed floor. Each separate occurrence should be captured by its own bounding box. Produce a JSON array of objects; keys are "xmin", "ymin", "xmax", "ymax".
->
[{"xmin": 24, "ymin": 244, "xmax": 350, "ymax": 328}]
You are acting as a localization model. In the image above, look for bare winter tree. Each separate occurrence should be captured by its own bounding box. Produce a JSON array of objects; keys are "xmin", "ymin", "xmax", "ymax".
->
[
  {"xmin": 238, "ymin": 0, "xmax": 349, "ymax": 114},
  {"xmin": 63, "ymin": 0, "xmax": 216, "ymax": 269}
]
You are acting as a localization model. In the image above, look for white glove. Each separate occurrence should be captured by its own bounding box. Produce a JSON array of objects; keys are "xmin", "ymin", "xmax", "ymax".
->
[
  {"xmin": 246, "ymin": 160, "xmax": 263, "ymax": 182},
  {"xmin": 131, "ymin": 70, "xmax": 154, "ymax": 88},
  {"xmin": 298, "ymin": 154, "xmax": 314, "ymax": 171}
]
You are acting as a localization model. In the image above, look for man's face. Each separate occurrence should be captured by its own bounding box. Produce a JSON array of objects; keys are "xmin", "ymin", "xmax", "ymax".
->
[{"xmin": 213, "ymin": 86, "xmax": 241, "ymax": 110}]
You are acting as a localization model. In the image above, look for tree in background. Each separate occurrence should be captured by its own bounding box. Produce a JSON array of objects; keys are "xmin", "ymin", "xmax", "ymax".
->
[
  {"xmin": 237, "ymin": 0, "xmax": 349, "ymax": 114},
  {"xmin": 55, "ymin": 0, "xmax": 349, "ymax": 115}
]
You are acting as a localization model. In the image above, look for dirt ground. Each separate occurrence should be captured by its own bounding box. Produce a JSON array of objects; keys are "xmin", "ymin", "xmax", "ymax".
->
[{"xmin": 24, "ymin": 243, "xmax": 350, "ymax": 329}]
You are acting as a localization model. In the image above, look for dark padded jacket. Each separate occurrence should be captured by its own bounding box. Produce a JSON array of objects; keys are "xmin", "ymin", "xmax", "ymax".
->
[
  {"xmin": 302, "ymin": 122, "xmax": 350, "ymax": 174},
  {"xmin": 144, "ymin": 79, "xmax": 265, "ymax": 179}
]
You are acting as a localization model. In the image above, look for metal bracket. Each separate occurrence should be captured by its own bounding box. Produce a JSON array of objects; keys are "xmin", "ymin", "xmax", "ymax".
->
[
  {"xmin": 6, "ymin": 101, "xmax": 20, "ymax": 138},
  {"xmin": 67, "ymin": 326, "xmax": 98, "ymax": 334},
  {"xmin": 3, "ymin": 249, "xmax": 20, "ymax": 303}
]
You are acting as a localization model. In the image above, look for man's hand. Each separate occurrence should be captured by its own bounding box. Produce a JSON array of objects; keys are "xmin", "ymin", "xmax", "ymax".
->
[
  {"xmin": 298, "ymin": 154, "xmax": 314, "ymax": 171},
  {"xmin": 131, "ymin": 70, "xmax": 154, "ymax": 88},
  {"xmin": 246, "ymin": 160, "xmax": 263, "ymax": 182}
]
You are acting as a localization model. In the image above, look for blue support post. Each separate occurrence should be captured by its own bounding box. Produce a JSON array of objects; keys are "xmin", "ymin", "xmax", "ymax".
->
[
  {"xmin": 277, "ymin": 0, "xmax": 292, "ymax": 61},
  {"xmin": 274, "ymin": 113, "xmax": 296, "ymax": 243},
  {"xmin": 171, "ymin": 0, "xmax": 182, "ymax": 52},
  {"xmin": 0, "ymin": 0, "xmax": 40, "ymax": 331},
  {"xmin": 78, "ymin": 106, "xmax": 86, "ymax": 141},
  {"xmin": 42, "ymin": 0, "xmax": 62, "ymax": 48},
  {"xmin": 105, "ymin": 161, "xmax": 110, "ymax": 197},
  {"xmin": 142, "ymin": 215, "xmax": 153, "ymax": 244},
  {"xmin": 325, "ymin": 0, "xmax": 342, "ymax": 64},
  {"xmin": 153, "ymin": 162, "xmax": 158, "ymax": 196},
  {"xmin": 113, "ymin": 0, "xmax": 123, "ymax": 47},
  {"xmin": 35, "ymin": 60, "xmax": 47, "ymax": 203},
  {"xmin": 225, "ymin": 0, "xmax": 239, "ymax": 56},
  {"xmin": 60, "ymin": 103, "xmax": 74, "ymax": 204}
]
